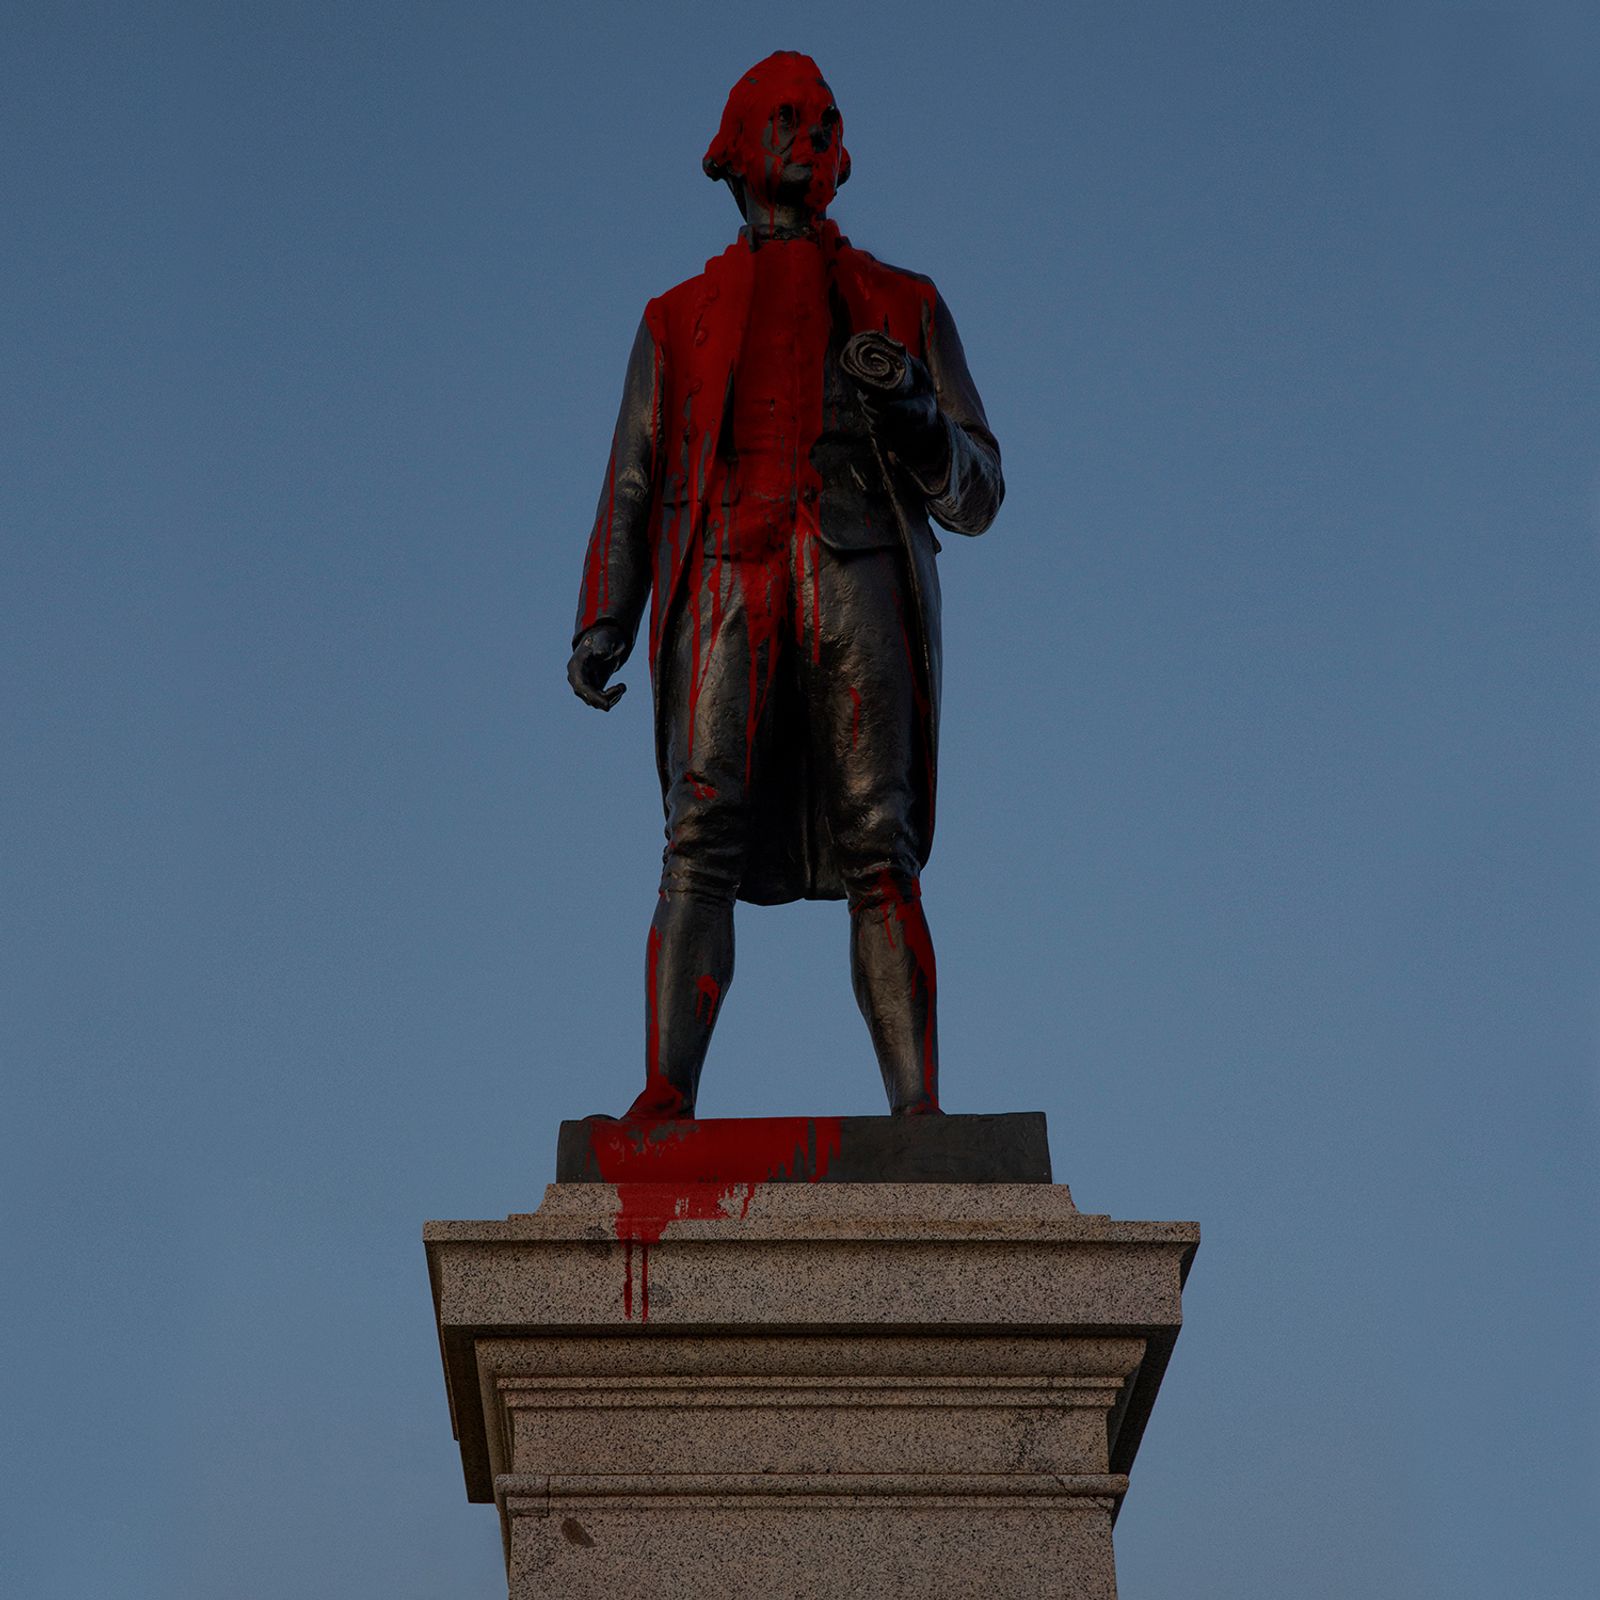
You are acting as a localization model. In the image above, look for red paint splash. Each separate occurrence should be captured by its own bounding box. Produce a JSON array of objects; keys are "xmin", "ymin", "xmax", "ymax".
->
[
  {"xmin": 704, "ymin": 53, "xmax": 849, "ymax": 227},
  {"xmin": 631, "ymin": 220, "xmax": 934, "ymax": 749},
  {"xmin": 589, "ymin": 1116, "xmax": 844, "ymax": 1322},
  {"xmin": 653, "ymin": 59, "xmax": 933, "ymax": 794},
  {"xmin": 729, "ymin": 230, "xmax": 831, "ymax": 775},
  {"xmin": 610, "ymin": 200, "xmax": 935, "ymax": 699}
]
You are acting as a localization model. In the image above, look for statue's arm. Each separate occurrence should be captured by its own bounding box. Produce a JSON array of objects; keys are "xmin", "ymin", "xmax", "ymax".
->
[
  {"xmin": 569, "ymin": 316, "xmax": 661, "ymax": 710},
  {"xmin": 919, "ymin": 292, "xmax": 1005, "ymax": 537}
]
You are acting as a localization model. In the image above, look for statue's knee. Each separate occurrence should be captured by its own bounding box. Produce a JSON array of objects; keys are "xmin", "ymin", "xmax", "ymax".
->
[
  {"xmin": 835, "ymin": 798, "xmax": 919, "ymax": 903},
  {"xmin": 659, "ymin": 858, "xmax": 740, "ymax": 904},
  {"xmin": 663, "ymin": 778, "xmax": 749, "ymax": 898}
]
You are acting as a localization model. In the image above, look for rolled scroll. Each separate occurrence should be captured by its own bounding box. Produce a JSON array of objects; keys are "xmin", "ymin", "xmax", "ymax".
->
[{"xmin": 840, "ymin": 329, "xmax": 911, "ymax": 395}]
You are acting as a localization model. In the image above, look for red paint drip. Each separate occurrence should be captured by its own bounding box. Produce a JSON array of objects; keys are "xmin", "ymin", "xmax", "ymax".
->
[
  {"xmin": 590, "ymin": 1116, "xmax": 844, "ymax": 1323},
  {"xmin": 635, "ymin": 208, "xmax": 934, "ymax": 689},
  {"xmin": 705, "ymin": 54, "xmax": 848, "ymax": 223},
  {"xmin": 737, "ymin": 231, "xmax": 830, "ymax": 763},
  {"xmin": 741, "ymin": 554, "xmax": 784, "ymax": 785},
  {"xmin": 693, "ymin": 973, "xmax": 722, "ymax": 1024},
  {"xmin": 875, "ymin": 871, "xmax": 939, "ymax": 1106}
]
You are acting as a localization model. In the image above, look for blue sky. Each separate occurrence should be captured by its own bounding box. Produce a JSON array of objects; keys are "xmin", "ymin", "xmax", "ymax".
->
[{"xmin": 3, "ymin": 4, "xmax": 1595, "ymax": 1595}]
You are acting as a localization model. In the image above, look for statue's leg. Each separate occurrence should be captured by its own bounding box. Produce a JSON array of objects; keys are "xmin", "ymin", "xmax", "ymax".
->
[
  {"xmin": 800, "ymin": 542, "xmax": 940, "ymax": 1115},
  {"xmin": 627, "ymin": 549, "xmax": 777, "ymax": 1119},
  {"xmin": 847, "ymin": 871, "xmax": 940, "ymax": 1115},
  {"xmin": 629, "ymin": 860, "xmax": 736, "ymax": 1120}
]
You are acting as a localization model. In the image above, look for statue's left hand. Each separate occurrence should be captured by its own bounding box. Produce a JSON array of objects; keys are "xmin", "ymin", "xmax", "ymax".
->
[
  {"xmin": 863, "ymin": 353, "xmax": 950, "ymax": 492},
  {"xmin": 567, "ymin": 622, "xmax": 630, "ymax": 711},
  {"xmin": 859, "ymin": 350, "xmax": 939, "ymax": 444},
  {"xmin": 842, "ymin": 331, "xmax": 952, "ymax": 494}
]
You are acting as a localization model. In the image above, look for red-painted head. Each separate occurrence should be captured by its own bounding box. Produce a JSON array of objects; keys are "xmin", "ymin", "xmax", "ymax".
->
[{"xmin": 703, "ymin": 51, "xmax": 850, "ymax": 220}]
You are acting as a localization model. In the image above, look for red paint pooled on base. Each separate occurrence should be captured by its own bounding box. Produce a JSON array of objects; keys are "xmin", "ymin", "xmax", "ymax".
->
[{"xmin": 589, "ymin": 1115, "xmax": 844, "ymax": 1322}]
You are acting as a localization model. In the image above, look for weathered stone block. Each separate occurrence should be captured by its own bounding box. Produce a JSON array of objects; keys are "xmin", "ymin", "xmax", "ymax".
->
[{"xmin": 426, "ymin": 1166, "xmax": 1196, "ymax": 1599}]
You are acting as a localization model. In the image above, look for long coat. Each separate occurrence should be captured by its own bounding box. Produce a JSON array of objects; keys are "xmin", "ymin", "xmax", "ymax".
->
[{"xmin": 575, "ymin": 222, "xmax": 1003, "ymax": 903}]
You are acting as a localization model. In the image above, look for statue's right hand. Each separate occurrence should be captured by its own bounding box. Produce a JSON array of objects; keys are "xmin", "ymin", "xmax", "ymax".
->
[{"xmin": 566, "ymin": 622, "xmax": 630, "ymax": 711}]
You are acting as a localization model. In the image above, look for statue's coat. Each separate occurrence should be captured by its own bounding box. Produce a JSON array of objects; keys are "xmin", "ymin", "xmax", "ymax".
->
[{"xmin": 576, "ymin": 222, "xmax": 1003, "ymax": 903}]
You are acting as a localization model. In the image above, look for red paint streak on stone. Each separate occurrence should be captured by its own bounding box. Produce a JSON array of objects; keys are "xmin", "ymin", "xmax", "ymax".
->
[{"xmin": 590, "ymin": 1116, "xmax": 844, "ymax": 1322}]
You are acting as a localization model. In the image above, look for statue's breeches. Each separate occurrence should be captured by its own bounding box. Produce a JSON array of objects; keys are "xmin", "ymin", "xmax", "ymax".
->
[
  {"xmin": 659, "ymin": 537, "xmax": 922, "ymax": 906},
  {"xmin": 630, "ymin": 531, "xmax": 938, "ymax": 1118}
]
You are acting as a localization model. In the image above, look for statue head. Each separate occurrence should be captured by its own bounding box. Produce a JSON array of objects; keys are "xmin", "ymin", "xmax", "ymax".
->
[{"xmin": 703, "ymin": 51, "xmax": 850, "ymax": 224}]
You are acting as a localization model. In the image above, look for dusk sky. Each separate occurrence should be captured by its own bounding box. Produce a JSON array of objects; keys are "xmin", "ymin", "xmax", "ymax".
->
[{"xmin": 4, "ymin": 4, "xmax": 1596, "ymax": 1596}]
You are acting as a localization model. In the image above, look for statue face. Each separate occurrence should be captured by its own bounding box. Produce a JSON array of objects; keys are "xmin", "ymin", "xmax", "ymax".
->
[{"xmin": 705, "ymin": 52, "xmax": 849, "ymax": 216}]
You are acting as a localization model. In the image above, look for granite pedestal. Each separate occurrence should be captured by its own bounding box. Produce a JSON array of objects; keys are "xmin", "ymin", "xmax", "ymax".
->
[{"xmin": 425, "ymin": 1116, "xmax": 1197, "ymax": 1599}]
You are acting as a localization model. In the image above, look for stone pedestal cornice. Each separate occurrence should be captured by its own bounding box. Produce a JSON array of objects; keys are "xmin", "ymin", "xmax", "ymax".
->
[{"xmin": 426, "ymin": 1180, "xmax": 1197, "ymax": 1598}]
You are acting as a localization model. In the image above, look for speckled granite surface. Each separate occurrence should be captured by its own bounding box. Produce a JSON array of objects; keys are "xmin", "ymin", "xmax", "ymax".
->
[{"xmin": 425, "ymin": 1181, "xmax": 1197, "ymax": 1599}]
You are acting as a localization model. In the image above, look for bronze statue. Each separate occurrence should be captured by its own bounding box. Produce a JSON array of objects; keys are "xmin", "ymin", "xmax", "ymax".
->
[{"xmin": 568, "ymin": 52, "xmax": 1003, "ymax": 1120}]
